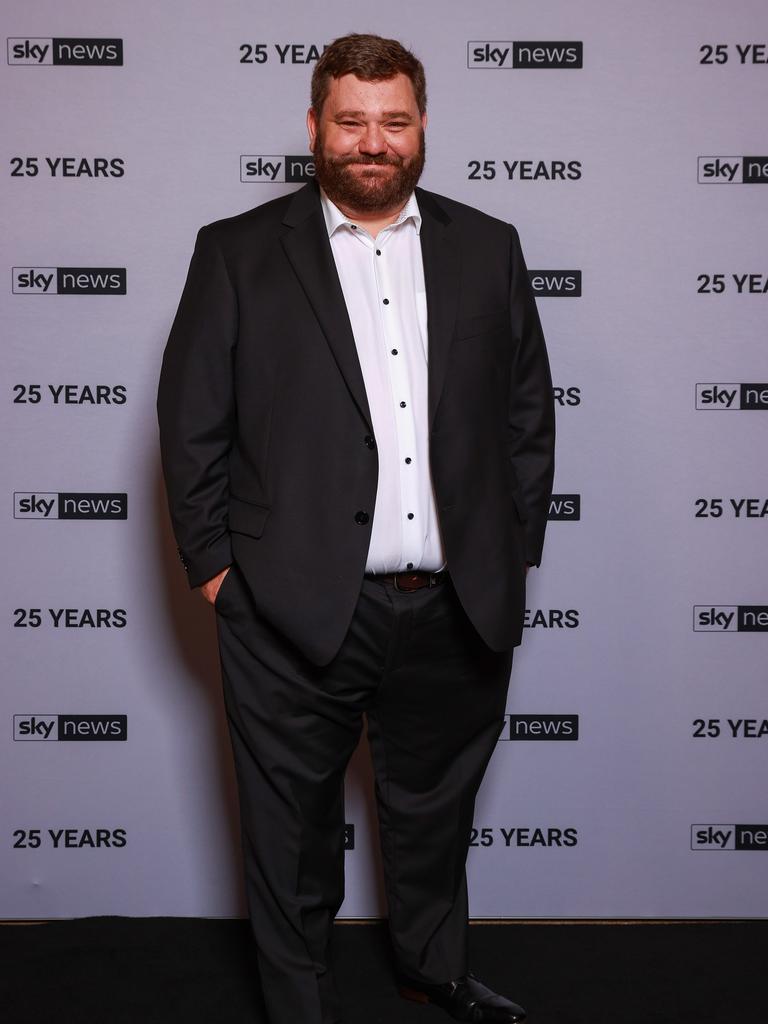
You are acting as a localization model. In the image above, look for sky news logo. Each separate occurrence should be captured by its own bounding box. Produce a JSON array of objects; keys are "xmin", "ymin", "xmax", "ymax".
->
[
  {"xmin": 14, "ymin": 493, "xmax": 128, "ymax": 520},
  {"xmin": 468, "ymin": 41, "xmax": 582, "ymax": 69},
  {"xmin": 528, "ymin": 270, "xmax": 581, "ymax": 297},
  {"xmin": 548, "ymin": 494, "xmax": 580, "ymax": 520},
  {"xmin": 693, "ymin": 606, "xmax": 768, "ymax": 632},
  {"xmin": 500, "ymin": 715, "xmax": 579, "ymax": 741},
  {"xmin": 697, "ymin": 156, "xmax": 768, "ymax": 184},
  {"xmin": 696, "ymin": 383, "xmax": 768, "ymax": 410},
  {"xmin": 7, "ymin": 38, "xmax": 122, "ymax": 65},
  {"xmin": 691, "ymin": 824, "xmax": 768, "ymax": 850},
  {"xmin": 12, "ymin": 267, "xmax": 126, "ymax": 295},
  {"xmin": 240, "ymin": 155, "xmax": 315, "ymax": 182},
  {"xmin": 13, "ymin": 715, "xmax": 127, "ymax": 741}
]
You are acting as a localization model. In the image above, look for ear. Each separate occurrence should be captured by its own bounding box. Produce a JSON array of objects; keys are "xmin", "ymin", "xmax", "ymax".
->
[
  {"xmin": 421, "ymin": 111, "xmax": 427, "ymax": 132},
  {"xmin": 307, "ymin": 107, "xmax": 318, "ymax": 151}
]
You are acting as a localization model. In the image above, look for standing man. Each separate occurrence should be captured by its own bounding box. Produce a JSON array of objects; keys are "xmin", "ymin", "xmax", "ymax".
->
[{"xmin": 158, "ymin": 32, "xmax": 554, "ymax": 1024}]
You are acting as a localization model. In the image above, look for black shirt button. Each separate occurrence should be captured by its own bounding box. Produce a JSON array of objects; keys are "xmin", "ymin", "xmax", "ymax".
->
[
  {"xmin": 383, "ymin": 298, "xmax": 390, "ymax": 305},
  {"xmin": 376, "ymin": 249, "xmax": 382, "ymax": 255},
  {"xmin": 406, "ymin": 562, "xmax": 414, "ymax": 570},
  {"xmin": 400, "ymin": 401, "xmax": 406, "ymax": 408},
  {"xmin": 405, "ymin": 457, "xmax": 412, "ymax": 464},
  {"xmin": 391, "ymin": 348, "xmax": 398, "ymax": 355},
  {"xmin": 364, "ymin": 435, "xmax": 375, "ymax": 449},
  {"xmin": 407, "ymin": 513, "xmax": 414, "ymax": 520},
  {"xmin": 354, "ymin": 510, "xmax": 370, "ymax": 525}
]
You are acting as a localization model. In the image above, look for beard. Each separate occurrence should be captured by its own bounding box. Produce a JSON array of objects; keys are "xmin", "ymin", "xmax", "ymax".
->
[{"xmin": 311, "ymin": 127, "xmax": 426, "ymax": 213}]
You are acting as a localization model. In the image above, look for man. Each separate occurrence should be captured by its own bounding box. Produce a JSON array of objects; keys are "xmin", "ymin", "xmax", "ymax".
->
[{"xmin": 158, "ymin": 32, "xmax": 554, "ymax": 1024}]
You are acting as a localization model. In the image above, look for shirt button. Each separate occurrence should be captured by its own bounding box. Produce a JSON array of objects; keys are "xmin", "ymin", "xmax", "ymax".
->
[
  {"xmin": 406, "ymin": 562, "xmax": 414, "ymax": 570},
  {"xmin": 351, "ymin": 224, "xmax": 357, "ymax": 230},
  {"xmin": 364, "ymin": 435, "xmax": 375, "ymax": 449},
  {"xmin": 405, "ymin": 457, "xmax": 412, "ymax": 464},
  {"xmin": 407, "ymin": 513, "xmax": 414, "ymax": 520},
  {"xmin": 383, "ymin": 298, "xmax": 390, "ymax": 305},
  {"xmin": 391, "ymin": 348, "xmax": 398, "ymax": 355},
  {"xmin": 376, "ymin": 249, "xmax": 382, "ymax": 256},
  {"xmin": 400, "ymin": 401, "xmax": 406, "ymax": 408},
  {"xmin": 354, "ymin": 510, "xmax": 370, "ymax": 525}
]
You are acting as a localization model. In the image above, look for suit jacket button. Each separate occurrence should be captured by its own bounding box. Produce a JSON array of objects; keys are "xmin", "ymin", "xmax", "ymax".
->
[
  {"xmin": 364, "ymin": 435, "xmax": 375, "ymax": 449},
  {"xmin": 354, "ymin": 510, "xmax": 370, "ymax": 525}
]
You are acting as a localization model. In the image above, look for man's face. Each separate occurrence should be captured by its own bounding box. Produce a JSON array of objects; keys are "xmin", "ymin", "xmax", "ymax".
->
[{"xmin": 307, "ymin": 72, "xmax": 426, "ymax": 213}]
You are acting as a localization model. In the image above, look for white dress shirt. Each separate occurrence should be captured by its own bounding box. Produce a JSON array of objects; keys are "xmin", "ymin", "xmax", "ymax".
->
[{"xmin": 319, "ymin": 186, "xmax": 447, "ymax": 574}]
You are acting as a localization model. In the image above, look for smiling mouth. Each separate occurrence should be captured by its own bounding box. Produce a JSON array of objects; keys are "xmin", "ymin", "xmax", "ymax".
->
[
  {"xmin": 346, "ymin": 156, "xmax": 399, "ymax": 166},
  {"xmin": 351, "ymin": 165, "xmax": 395, "ymax": 176}
]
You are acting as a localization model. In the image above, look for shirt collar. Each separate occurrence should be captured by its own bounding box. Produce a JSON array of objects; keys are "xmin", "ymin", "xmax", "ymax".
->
[{"xmin": 319, "ymin": 185, "xmax": 422, "ymax": 237}]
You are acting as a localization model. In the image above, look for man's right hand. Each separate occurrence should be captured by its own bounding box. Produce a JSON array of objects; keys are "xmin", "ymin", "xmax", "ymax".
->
[{"xmin": 200, "ymin": 566, "xmax": 231, "ymax": 606}]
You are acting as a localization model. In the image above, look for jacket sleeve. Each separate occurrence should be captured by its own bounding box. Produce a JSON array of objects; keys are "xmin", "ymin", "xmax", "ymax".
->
[
  {"xmin": 507, "ymin": 224, "xmax": 556, "ymax": 566},
  {"xmin": 156, "ymin": 225, "xmax": 237, "ymax": 588}
]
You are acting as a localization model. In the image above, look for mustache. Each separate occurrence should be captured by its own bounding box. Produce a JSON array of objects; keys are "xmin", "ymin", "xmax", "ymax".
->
[{"xmin": 331, "ymin": 153, "xmax": 402, "ymax": 167}]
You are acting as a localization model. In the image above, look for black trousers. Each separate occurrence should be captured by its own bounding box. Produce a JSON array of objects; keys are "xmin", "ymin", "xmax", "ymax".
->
[{"xmin": 215, "ymin": 564, "xmax": 514, "ymax": 1024}]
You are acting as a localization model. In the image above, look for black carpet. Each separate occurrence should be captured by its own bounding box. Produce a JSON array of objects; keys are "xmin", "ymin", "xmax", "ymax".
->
[{"xmin": 1, "ymin": 918, "xmax": 764, "ymax": 1023}]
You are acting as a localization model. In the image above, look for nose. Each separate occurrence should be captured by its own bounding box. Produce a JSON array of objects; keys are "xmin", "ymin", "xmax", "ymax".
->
[{"xmin": 359, "ymin": 121, "xmax": 387, "ymax": 156}]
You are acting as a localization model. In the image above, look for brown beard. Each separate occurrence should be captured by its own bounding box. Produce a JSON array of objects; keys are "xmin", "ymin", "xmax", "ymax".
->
[{"xmin": 311, "ymin": 126, "xmax": 426, "ymax": 213}]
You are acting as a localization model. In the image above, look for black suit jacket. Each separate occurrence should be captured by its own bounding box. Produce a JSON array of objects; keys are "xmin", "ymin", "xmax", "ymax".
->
[{"xmin": 157, "ymin": 180, "xmax": 555, "ymax": 665}]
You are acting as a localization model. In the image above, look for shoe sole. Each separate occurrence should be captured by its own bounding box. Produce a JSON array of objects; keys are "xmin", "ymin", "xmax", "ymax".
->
[
  {"xmin": 399, "ymin": 987, "xmax": 526, "ymax": 1022},
  {"xmin": 398, "ymin": 985, "xmax": 431, "ymax": 1005}
]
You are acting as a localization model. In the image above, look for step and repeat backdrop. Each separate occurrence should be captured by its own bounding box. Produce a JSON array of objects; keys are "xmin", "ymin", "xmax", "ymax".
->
[{"xmin": 2, "ymin": 0, "xmax": 767, "ymax": 920}]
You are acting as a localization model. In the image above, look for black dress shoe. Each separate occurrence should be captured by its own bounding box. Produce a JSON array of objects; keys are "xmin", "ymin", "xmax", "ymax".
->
[{"xmin": 398, "ymin": 971, "xmax": 526, "ymax": 1022}]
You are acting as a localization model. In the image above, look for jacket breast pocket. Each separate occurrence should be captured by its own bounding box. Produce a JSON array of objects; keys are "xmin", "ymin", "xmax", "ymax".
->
[
  {"xmin": 454, "ymin": 309, "xmax": 509, "ymax": 342},
  {"xmin": 228, "ymin": 495, "xmax": 271, "ymax": 538}
]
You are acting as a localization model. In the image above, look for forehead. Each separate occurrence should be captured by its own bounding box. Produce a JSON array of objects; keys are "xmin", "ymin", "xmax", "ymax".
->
[{"xmin": 322, "ymin": 72, "xmax": 419, "ymax": 115}]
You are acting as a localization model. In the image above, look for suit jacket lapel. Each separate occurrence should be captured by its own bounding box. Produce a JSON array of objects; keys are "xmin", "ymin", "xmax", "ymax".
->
[
  {"xmin": 416, "ymin": 187, "xmax": 460, "ymax": 430},
  {"xmin": 280, "ymin": 181, "xmax": 460, "ymax": 434},
  {"xmin": 281, "ymin": 182, "xmax": 373, "ymax": 430}
]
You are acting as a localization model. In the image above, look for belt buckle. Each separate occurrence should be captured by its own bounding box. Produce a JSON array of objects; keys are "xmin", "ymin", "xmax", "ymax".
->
[{"xmin": 393, "ymin": 572, "xmax": 422, "ymax": 593}]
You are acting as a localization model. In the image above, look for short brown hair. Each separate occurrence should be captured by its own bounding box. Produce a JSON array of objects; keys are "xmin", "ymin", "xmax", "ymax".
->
[{"xmin": 311, "ymin": 33, "xmax": 427, "ymax": 117}]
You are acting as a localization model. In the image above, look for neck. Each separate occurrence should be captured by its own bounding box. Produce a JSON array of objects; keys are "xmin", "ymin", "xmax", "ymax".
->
[{"xmin": 321, "ymin": 186, "xmax": 412, "ymax": 238}]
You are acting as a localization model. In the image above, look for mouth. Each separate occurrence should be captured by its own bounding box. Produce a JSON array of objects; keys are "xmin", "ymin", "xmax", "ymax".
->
[{"xmin": 348, "ymin": 157, "xmax": 399, "ymax": 167}]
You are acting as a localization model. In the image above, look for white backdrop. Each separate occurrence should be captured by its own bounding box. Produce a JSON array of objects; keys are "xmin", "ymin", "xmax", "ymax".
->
[{"xmin": 2, "ymin": 0, "xmax": 767, "ymax": 920}]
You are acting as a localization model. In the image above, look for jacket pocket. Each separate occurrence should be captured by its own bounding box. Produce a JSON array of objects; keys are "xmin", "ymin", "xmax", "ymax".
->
[{"xmin": 228, "ymin": 495, "xmax": 271, "ymax": 538}]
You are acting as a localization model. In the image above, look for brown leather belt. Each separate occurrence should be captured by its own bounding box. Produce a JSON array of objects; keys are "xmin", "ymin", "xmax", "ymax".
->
[{"xmin": 365, "ymin": 570, "xmax": 448, "ymax": 592}]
